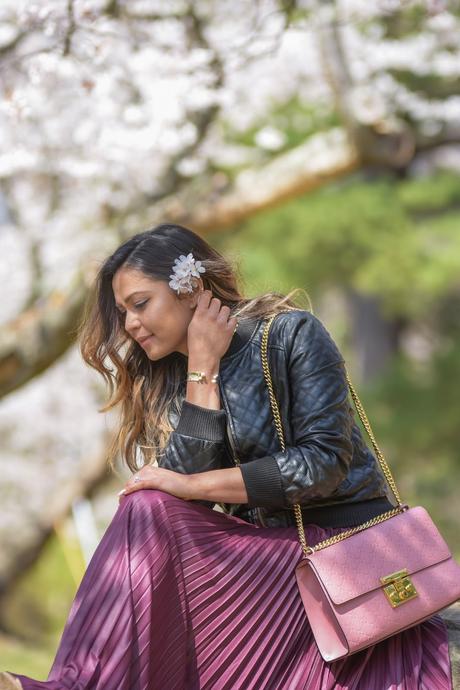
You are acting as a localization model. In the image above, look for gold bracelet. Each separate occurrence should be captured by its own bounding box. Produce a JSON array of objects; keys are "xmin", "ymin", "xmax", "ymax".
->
[{"xmin": 187, "ymin": 371, "xmax": 219, "ymax": 384}]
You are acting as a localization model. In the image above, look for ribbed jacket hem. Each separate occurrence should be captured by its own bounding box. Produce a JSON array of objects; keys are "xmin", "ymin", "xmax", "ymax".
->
[
  {"xmin": 297, "ymin": 496, "xmax": 396, "ymax": 528},
  {"xmin": 175, "ymin": 401, "xmax": 227, "ymax": 441},
  {"xmin": 239, "ymin": 456, "xmax": 285, "ymax": 508}
]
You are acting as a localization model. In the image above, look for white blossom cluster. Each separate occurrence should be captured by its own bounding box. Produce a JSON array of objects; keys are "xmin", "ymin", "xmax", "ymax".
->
[{"xmin": 169, "ymin": 252, "xmax": 206, "ymax": 294}]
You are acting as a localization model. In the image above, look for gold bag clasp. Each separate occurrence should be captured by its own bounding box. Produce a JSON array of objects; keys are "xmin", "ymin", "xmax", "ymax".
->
[{"xmin": 380, "ymin": 568, "xmax": 418, "ymax": 608}]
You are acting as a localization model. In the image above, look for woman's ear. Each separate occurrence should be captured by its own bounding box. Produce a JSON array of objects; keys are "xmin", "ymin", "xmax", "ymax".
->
[{"xmin": 188, "ymin": 278, "xmax": 204, "ymax": 309}]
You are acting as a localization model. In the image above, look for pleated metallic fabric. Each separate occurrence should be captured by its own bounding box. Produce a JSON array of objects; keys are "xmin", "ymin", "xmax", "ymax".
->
[{"xmin": 9, "ymin": 489, "xmax": 453, "ymax": 689}]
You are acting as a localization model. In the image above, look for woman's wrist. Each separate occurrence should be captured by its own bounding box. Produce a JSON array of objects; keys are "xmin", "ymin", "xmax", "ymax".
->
[
  {"xmin": 188, "ymin": 467, "xmax": 249, "ymax": 504},
  {"xmin": 187, "ymin": 354, "xmax": 220, "ymax": 375},
  {"xmin": 186, "ymin": 355, "xmax": 221, "ymax": 410}
]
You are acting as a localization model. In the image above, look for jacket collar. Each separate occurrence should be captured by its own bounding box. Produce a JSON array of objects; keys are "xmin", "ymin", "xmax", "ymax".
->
[{"xmin": 221, "ymin": 315, "xmax": 261, "ymax": 360}]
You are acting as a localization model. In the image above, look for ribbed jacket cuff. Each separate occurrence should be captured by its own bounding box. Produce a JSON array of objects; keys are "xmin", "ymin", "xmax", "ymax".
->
[
  {"xmin": 175, "ymin": 400, "xmax": 227, "ymax": 442},
  {"xmin": 239, "ymin": 456, "xmax": 285, "ymax": 508}
]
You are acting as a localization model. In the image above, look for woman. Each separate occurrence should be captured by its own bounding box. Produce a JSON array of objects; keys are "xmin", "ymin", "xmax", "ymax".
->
[{"xmin": 2, "ymin": 223, "xmax": 452, "ymax": 689}]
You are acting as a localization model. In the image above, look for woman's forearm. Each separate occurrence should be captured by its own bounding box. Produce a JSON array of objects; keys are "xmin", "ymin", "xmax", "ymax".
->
[{"xmin": 189, "ymin": 467, "xmax": 249, "ymax": 504}]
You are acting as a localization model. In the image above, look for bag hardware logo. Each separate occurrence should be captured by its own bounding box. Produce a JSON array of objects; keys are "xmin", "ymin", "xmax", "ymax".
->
[{"xmin": 380, "ymin": 568, "xmax": 418, "ymax": 607}]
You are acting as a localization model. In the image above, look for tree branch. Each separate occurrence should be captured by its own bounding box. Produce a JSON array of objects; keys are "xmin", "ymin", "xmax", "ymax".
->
[
  {"xmin": 63, "ymin": 0, "xmax": 77, "ymax": 56},
  {"xmin": 315, "ymin": 0, "xmax": 416, "ymax": 168},
  {"xmin": 128, "ymin": 127, "xmax": 360, "ymax": 231},
  {"xmin": 0, "ymin": 266, "xmax": 90, "ymax": 397}
]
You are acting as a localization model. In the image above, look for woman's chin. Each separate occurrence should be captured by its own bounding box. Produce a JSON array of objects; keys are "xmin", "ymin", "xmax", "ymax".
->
[{"xmin": 143, "ymin": 339, "xmax": 168, "ymax": 360}]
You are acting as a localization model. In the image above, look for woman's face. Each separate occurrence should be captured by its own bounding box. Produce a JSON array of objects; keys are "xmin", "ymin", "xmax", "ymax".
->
[{"xmin": 112, "ymin": 266, "xmax": 200, "ymax": 359}]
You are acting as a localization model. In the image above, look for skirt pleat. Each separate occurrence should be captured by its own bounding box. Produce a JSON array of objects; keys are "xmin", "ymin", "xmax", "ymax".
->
[{"xmin": 8, "ymin": 488, "xmax": 453, "ymax": 690}]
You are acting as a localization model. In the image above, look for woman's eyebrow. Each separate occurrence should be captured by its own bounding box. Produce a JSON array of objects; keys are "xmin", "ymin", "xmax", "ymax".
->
[{"xmin": 115, "ymin": 291, "xmax": 149, "ymax": 309}]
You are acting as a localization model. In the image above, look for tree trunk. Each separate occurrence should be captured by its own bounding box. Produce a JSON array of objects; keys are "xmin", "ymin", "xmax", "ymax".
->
[
  {"xmin": 345, "ymin": 288, "xmax": 406, "ymax": 382},
  {"xmin": 0, "ymin": 434, "xmax": 114, "ymax": 630}
]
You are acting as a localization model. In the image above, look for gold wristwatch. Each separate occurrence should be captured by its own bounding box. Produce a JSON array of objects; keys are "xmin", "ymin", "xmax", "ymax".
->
[{"xmin": 186, "ymin": 371, "xmax": 219, "ymax": 384}]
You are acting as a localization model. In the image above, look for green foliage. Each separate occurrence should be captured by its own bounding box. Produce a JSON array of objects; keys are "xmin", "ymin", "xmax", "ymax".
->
[
  {"xmin": 4, "ymin": 534, "xmax": 83, "ymax": 642},
  {"xmin": 389, "ymin": 69, "xmax": 460, "ymax": 100},
  {"xmin": 378, "ymin": 4, "xmax": 434, "ymax": 38},
  {"xmin": 358, "ymin": 343, "xmax": 460, "ymax": 556},
  {"xmin": 0, "ymin": 635, "xmax": 54, "ymax": 680},
  {"xmin": 210, "ymin": 170, "xmax": 460, "ymax": 319},
  {"xmin": 0, "ymin": 531, "xmax": 84, "ymax": 676},
  {"xmin": 398, "ymin": 170, "xmax": 460, "ymax": 212}
]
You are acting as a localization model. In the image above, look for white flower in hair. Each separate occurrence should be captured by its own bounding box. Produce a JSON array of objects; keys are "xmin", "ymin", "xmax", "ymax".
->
[{"xmin": 169, "ymin": 252, "xmax": 206, "ymax": 294}]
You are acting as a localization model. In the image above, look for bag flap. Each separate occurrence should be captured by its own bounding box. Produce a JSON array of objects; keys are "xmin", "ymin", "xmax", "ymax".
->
[{"xmin": 303, "ymin": 506, "xmax": 452, "ymax": 606}]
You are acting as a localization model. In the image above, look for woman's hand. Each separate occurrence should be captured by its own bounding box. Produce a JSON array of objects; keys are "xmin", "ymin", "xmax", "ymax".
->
[
  {"xmin": 118, "ymin": 466, "xmax": 194, "ymax": 504},
  {"xmin": 187, "ymin": 289, "xmax": 238, "ymax": 362}
]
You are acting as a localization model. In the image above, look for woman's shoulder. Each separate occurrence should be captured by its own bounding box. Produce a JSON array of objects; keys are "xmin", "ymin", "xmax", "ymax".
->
[
  {"xmin": 268, "ymin": 307, "xmax": 322, "ymax": 327},
  {"xmin": 266, "ymin": 308, "xmax": 331, "ymax": 341},
  {"xmin": 267, "ymin": 308, "xmax": 345, "ymax": 364}
]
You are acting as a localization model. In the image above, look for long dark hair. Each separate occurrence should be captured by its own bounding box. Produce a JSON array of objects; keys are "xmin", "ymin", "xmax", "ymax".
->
[{"xmin": 78, "ymin": 223, "xmax": 311, "ymax": 473}]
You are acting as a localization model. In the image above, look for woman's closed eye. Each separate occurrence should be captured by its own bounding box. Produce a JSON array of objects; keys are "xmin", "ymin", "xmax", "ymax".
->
[
  {"xmin": 134, "ymin": 300, "xmax": 148, "ymax": 310},
  {"xmin": 118, "ymin": 299, "xmax": 149, "ymax": 316}
]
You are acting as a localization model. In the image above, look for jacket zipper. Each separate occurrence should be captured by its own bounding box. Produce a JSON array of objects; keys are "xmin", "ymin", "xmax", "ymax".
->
[
  {"xmin": 225, "ymin": 420, "xmax": 240, "ymax": 467},
  {"xmin": 219, "ymin": 387, "xmax": 267, "ymax": 527},
  {"xmin": 226, "ymin": 423, "xmax": 265, "ymax": 525},
  {"xmin": 217, "ymin": 378, "xmax": 240, "ymax": 466}
]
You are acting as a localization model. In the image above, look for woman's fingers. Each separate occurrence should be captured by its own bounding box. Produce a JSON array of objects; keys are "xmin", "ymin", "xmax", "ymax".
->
[
  {"xmin": 119, "ymin": 481, "xmax": 144, "ymax": 496},
  {"xmin": 196, "ymin": 289, "xmax": 212, "ymax": 312},
  {"xmin": 198, "ymin": 291, "xmax": 233, "ymax": 322},
  {"xmin": 118, "ymin": 481, "xmax": 146, "ymax": 504},
  {"xmin": 118, "ymin": 471, "xmax": 148, "ymax": 499}
]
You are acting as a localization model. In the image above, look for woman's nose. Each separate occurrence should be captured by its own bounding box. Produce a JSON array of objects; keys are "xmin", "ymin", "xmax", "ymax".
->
[{"xmin": 124, "ymin": 311, "xmax": 141, "ymax": 334}]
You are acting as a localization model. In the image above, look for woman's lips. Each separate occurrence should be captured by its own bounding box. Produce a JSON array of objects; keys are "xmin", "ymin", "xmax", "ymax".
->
[{"xmin": 139, "ymin": 335, "xmax": 153, "ymax": 347}]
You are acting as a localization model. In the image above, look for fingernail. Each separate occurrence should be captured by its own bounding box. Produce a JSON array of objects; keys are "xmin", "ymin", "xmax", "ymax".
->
[{"xmin": 118, "ymin": 489, "xmax": 126, "ymax": 496}]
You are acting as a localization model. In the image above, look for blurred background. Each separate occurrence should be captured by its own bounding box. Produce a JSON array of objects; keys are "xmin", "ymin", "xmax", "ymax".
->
[{"xmin": 0, "ymin": 0, "xmax": 459, "ymax": 678}]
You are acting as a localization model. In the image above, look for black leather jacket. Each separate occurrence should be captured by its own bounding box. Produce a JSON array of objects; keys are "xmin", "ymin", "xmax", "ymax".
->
[{"xmin": 157, "ymin": 309, "xmax": 394, "ymax": 528}]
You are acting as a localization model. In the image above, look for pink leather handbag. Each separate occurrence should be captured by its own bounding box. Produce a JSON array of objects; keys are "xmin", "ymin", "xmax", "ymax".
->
[{"xmin": 261, "ymin": 313, "xmax": 460, "ymax": 662}]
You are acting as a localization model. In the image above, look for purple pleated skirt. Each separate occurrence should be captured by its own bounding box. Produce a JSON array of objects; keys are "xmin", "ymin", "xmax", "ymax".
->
[{"xmin": 8, "ymin": 489, "xmax": 452, "ymax": 690}]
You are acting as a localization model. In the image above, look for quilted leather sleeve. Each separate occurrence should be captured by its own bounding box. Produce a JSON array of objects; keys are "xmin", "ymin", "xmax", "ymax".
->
[
  {"xmin": 239, "ymin": 312, "xmax": 354, "ymax": 509},
  {"xmin": 157, "ymin": 400, "xmax": 228, "ymax": 509}
]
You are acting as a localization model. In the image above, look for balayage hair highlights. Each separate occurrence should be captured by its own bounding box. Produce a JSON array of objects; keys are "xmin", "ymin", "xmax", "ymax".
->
[{"xmin": 78, "ymin": 223, "xmax": 312, "ymax": 474}]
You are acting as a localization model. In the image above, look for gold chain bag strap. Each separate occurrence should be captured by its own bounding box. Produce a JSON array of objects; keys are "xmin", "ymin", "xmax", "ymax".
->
[
  {"xmin": 260, "ymin": 312, "xmax": 460, "ymax": 662},
  {"xmin": 260, "ymin": 313, "xmax": 403, "ymax": 555}
]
